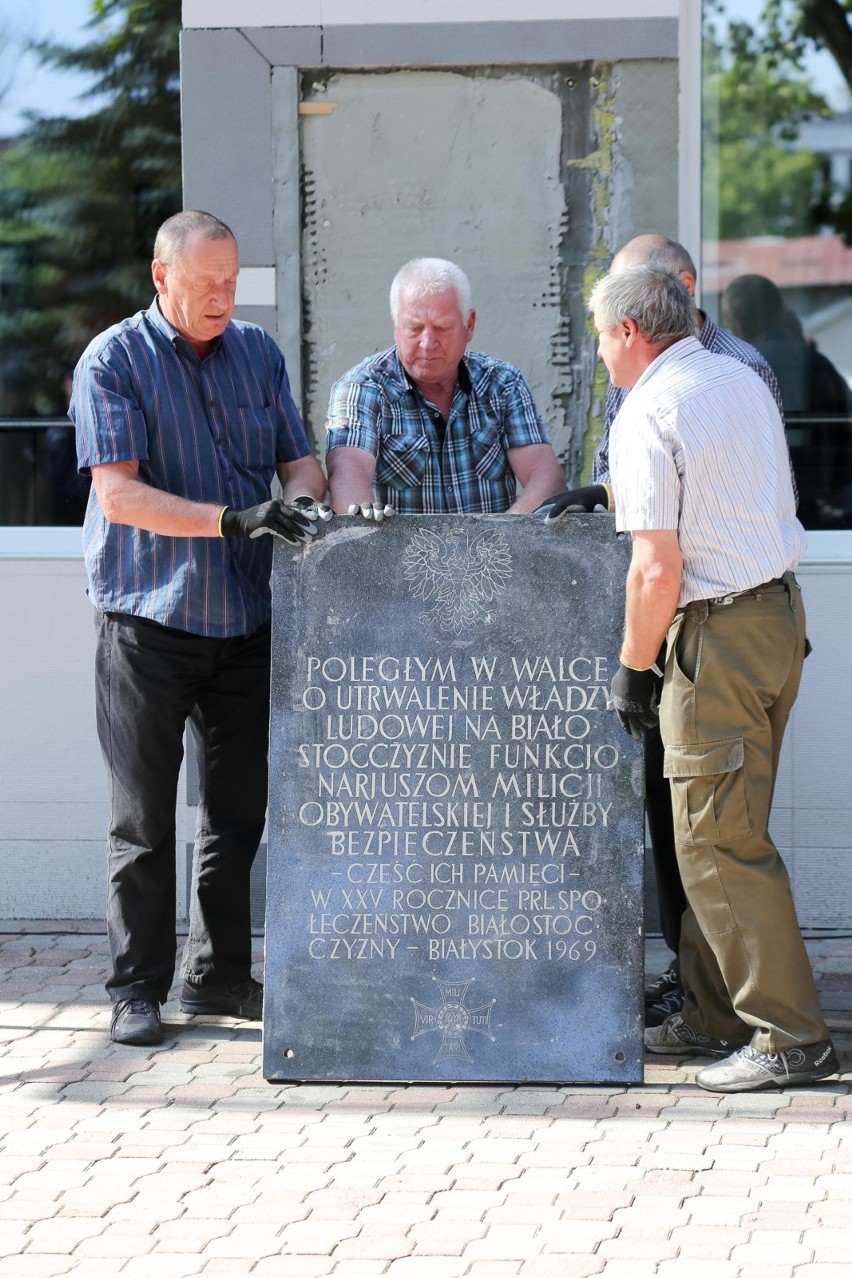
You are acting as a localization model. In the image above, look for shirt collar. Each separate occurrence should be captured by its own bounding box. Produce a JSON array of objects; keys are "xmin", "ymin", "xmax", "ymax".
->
[
  {"xmin": 394, "ymin": 348, "xmax": 473, "ymax": 398},
  {"xmin": 147, "ymin": 297, "xmax": 225, "ymax": 359},
  {"xmin": 629, "ymin": 335, "xmax": 703, "ymax": 396},
  {"xmin": 698, "ymin": 311, "xmax": 716, "ymax": 347}
]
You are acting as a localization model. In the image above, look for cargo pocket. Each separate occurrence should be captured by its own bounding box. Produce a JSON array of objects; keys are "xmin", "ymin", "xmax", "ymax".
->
[{"xmin": 664, "ymin": 736, "xmax": 751, "ymax": 846}]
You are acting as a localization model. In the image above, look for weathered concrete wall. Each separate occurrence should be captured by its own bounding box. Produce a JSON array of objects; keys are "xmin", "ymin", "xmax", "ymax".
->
[
  {"xmin": 295, "ymin": 69, "xmax": 573, "ymax": 462},
  {"xmin": 576, "ymin": 59, "xmax": 680, "ymax": 477},
  {"xmin": 291, "ymin": 61, "xmax": 677, "ymax": 483},
  {"xmin": 609, "ymin": 60, "xmax": 679, "ymax": 252}
]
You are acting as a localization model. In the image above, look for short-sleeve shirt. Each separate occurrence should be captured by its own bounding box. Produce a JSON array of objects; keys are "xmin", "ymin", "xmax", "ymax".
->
[
  {"xmin": 71, "ymin": 299, "xmax": 311, "ymax": 638},
  {"xmin": 325, "ymin": 347, "xmax": 551, "ymax": 513},
  {"xmin": 594, "ymin": 313, "xmax": 784, "ymax": 484},
  {"xmin": 610, "ymin": 337, "xmax": 806, "ymax": 606}
]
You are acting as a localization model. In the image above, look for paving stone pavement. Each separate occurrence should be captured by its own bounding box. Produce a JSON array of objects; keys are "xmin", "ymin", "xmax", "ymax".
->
[{"xmin": 0, "ymin": 926, "xmax": 849, "ymax": 1278}]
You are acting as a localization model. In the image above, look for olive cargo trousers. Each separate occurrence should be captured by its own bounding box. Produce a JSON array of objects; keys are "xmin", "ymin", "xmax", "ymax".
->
[{"xmin": 660, "ymin": 574, "xmax": 828, "ymax": 1054}]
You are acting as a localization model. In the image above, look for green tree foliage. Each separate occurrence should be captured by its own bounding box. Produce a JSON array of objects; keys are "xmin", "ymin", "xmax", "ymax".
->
[
  {"xmin": 704, "ymin": 5, "xmax": 831, "ymax": 240},
  {"xmin": 704, "ymin": 1, "xmax": 852, "ymax": 243},
  {"xmin": 766, "ymin": 0, "xmax": 852, "ymax": 240},
  {"xmin": 0, "ymin": 0, "xmax": 180, "ymax": 414},
  {"xmin": 764, "ymin": 0, "xmax": 852, "ymax": 96}
]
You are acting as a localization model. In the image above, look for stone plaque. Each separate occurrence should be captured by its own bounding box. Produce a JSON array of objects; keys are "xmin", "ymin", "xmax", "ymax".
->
[{"xmin": 264, "ymin": 515, "xmax": 644, "ymax": 1083}]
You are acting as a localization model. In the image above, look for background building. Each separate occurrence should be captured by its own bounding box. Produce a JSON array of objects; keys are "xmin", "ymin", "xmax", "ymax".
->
[{"xmin": 1, "ymin": 0, "xmax": 850, "ymax": 929}]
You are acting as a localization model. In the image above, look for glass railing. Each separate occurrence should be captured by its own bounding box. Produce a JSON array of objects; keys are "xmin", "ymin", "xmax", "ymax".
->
[
  {"xmin": 0, "ymin": 419, "xmax": 90, "ymax": 527},
  {"xmin": 785, "ymin": 413, "xmax": 852, "ymax": 530},
  {"xmin": 2, "ymin": 414, "xmax": 850, "ymax": 531}
]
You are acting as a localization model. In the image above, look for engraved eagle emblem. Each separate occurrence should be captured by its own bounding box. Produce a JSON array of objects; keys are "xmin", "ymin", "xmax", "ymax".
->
[{"xmin": 402, "ymin": 526, "xmax": 513, "ymax": 634}]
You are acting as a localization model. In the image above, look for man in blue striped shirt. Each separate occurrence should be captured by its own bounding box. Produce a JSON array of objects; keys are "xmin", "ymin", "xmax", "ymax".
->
[
  {"xmin": 325, "ymin": 258, "xmax": 565, "ymax": 518},
  {"xmin": 591, "ymin": 264, "xmax": 838, "ymax": 1092},
  {"xmin": 71, "ymin": 210, "xmax": 328, "ymax": 1047}
]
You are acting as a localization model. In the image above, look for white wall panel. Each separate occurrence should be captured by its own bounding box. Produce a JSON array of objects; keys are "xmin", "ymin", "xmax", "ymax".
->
[{"xmin": 0, "ymin": 559, "xmax": 194, "ymax": 921}]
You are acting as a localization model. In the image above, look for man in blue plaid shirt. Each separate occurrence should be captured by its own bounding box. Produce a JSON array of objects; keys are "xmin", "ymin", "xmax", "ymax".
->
[{"xmin": 325, "ymin": 258, "xmax": 565, "ymax": 518}]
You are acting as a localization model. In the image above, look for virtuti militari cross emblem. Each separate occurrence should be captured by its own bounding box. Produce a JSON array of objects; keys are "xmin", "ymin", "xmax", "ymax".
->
[{"xmin": 411, "ymin": 977, "xmax": 497, "ymax": 1064}]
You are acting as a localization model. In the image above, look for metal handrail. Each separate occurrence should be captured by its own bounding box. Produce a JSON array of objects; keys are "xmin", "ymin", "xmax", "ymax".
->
[{"xmin": 0, "ymin": 417, "xmax": 72, "ymax": 430}]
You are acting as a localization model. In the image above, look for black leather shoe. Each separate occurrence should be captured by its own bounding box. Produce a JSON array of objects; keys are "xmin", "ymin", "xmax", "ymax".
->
[
  {"xmin": 180, "ymin": 978, "xmax": 263, "ymax": 1020},
  {"xmin": 645, "ymin": 962, "xmax": 680, "ymax": 1006},
  {"xmin": 110, "ymin": 998, "xmax": 163, "ymax": 1046}
]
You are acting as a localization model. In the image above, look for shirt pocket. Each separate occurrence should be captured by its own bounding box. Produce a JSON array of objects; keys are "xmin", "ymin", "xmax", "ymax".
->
[
  {"xmin": 376, "ymin": 430, "xmax": 431, "ymax": 491},
  {"xmin": 470, "ymin": 419, "xmax": 508, "ymax": 482},
  {"xmin": 235, "ymin": 406, "xmax": 276, "ymax": 470},
  {"xmin": 664, "ymin": 736, "xmax": 752, "ymax": 847}
]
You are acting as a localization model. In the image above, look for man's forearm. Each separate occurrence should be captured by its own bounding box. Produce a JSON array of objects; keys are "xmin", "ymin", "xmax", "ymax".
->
[
  {"xmin": 506, "ymin": 446, "xmax": 566, "ymax": 513},
  {"xmin": 327, "ymin": 446, "xmax": 378, "ymax": 513},
  {"xmin": 278, "ymin": 453, "xmax": 328, "ymax": 503},
  {"xmin": 94, "ymin": 467, "xmax": 224, "ymax": 537},
  {"xmin": 621, "ymin": 567, "xmax": 680, "ymax": 668},
  {"xmin": 620, "ymin": 531, "xmax": 683, "ymax": 669},
  {"xmin": 508, "ymin": 469, "xmax": 565, "ymax": 512}
]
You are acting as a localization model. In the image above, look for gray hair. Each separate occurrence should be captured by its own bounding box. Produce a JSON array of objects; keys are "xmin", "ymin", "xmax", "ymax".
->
[
  {"xmin": 153, "ymin": 210, "xmax": 236, "ymax": 267},
  {"xmin": 589, "ymin": 265, "xmax": 695, "ymax": 346},
  {"xmin": 390, "ymin": 258, "xmax": 472, "ymax": 323}
]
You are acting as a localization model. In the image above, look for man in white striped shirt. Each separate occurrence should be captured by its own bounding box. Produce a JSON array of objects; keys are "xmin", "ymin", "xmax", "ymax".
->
[
  {"xmin": 544, "ymin": 235, "xmax": 791, "ymax": 1031},
  {"xmin": 591, "ymin": 263, "xmax": 838, "ymax": 1092}
]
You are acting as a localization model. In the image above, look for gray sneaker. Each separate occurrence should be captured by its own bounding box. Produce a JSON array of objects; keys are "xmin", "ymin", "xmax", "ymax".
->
[
  {"xmin": 644, "ymin": 963, "xmax": 680, "ymax": 1006},
  {"xmin": 696, "ymin": 1041, "xmax": 840, "ymax": 1093},
  {"xmin": 645, "ymin": 985, "xmax": 686, "ymax": 1028},
  {"xmin": 644, "ymin": 1013, "xmax": 736, "ymax": 1058}
]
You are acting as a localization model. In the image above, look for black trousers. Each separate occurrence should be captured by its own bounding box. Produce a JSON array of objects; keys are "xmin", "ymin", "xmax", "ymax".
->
[
  {"xmin": 644, "ymin": 647, "xmax": 688, "ymax": 966},
  {"xmin": 95, "ymin": 611, "xmax": 271, "ymax": 1004},
  {"xmin": 645, "ymin": 720, "xmax": 688, "ymax": 962}
]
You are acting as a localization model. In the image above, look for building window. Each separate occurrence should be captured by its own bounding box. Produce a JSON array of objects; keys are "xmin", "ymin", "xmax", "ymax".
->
[{"xmin": 702, "ymin": 1, "xmax": 852, "ymax": 530}]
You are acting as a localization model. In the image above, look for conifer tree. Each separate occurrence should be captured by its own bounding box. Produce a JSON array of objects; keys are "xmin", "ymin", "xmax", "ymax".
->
[{"xmin": 0, "ymin": 0, "xmax": 181, "ymax": 414}]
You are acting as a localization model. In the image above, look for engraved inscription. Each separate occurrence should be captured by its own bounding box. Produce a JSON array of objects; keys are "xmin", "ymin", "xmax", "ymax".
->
[{"xmin": 295, "ymin": 649, "xmax": 620, "ymax": 967}]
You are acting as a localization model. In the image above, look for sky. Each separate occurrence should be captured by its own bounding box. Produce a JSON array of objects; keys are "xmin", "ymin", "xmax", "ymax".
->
[{"xmin": 0, "ymin": 0, "xmax": 101, "ymax": 137}]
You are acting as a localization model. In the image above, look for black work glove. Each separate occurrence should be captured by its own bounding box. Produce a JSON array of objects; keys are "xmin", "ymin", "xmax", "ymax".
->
[
  {"xmin": 608, "ymin": 662, "xmax": 660, "ymax": 740},
  {"xmin": 537, "ymin": 485, "xmax": 610, "ymax": 521},
  {"xmin": 220, "ymin": 498, "xmax": 317, "ymax": 544}
]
